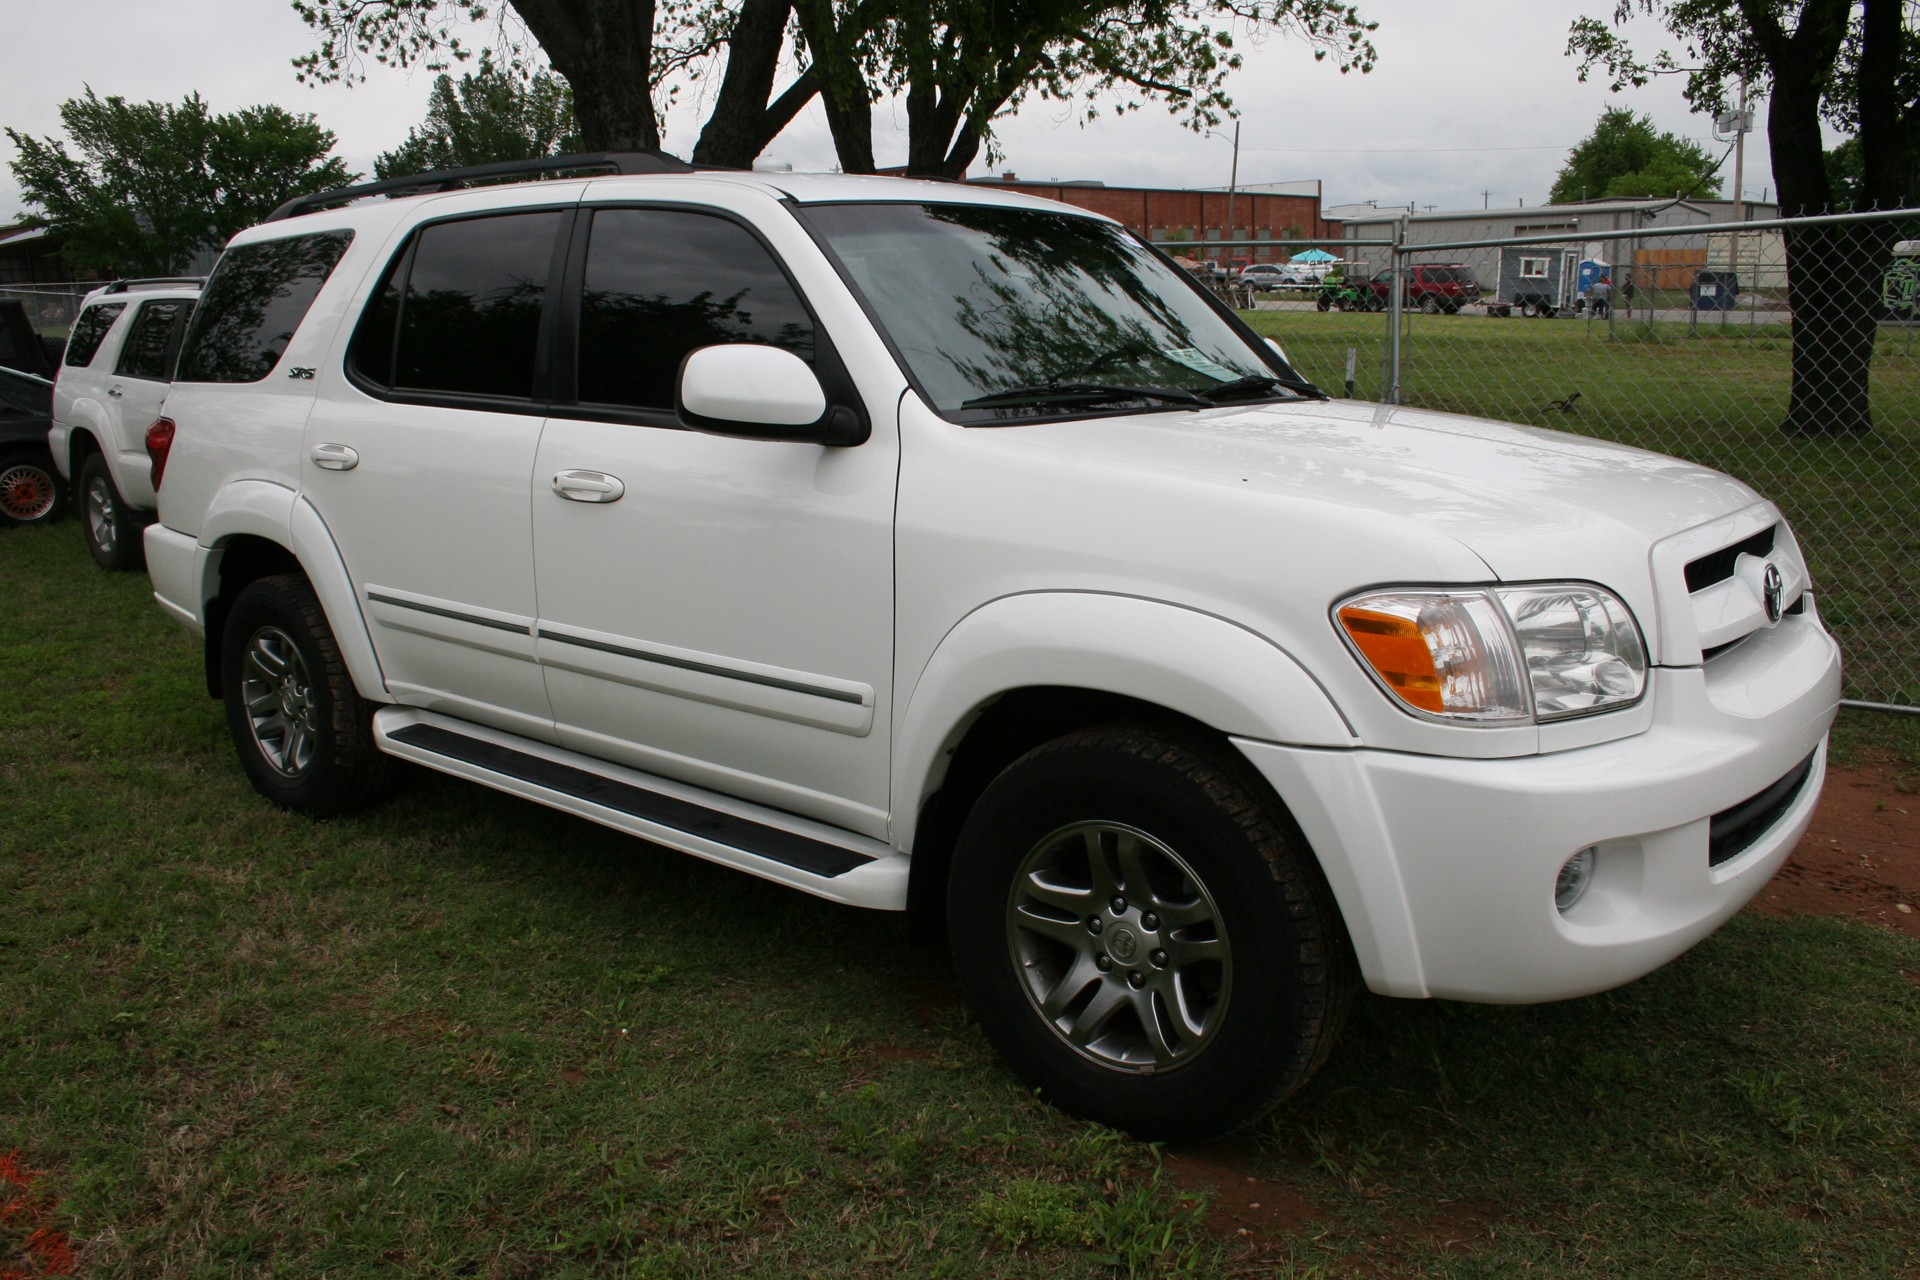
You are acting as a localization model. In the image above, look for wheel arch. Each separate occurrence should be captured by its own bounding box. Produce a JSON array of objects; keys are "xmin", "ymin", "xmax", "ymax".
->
[
  {"xmin": 896, "ymin": 591, "xmax": 1357, "ymax": 938},
  {"xmin": 196, "ymin": 487, "xmax": 387, "ymax": 705}
]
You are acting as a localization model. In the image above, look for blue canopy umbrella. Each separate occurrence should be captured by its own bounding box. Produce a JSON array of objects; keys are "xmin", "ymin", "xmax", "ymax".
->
[{"xmin": 1290, "ymin": 248, "xmax": 1339, "ymax": 263}]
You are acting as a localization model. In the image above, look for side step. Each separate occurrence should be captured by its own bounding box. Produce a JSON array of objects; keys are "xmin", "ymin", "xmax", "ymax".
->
[{"xmin": 373, "ymin": 708, "xmax": 909, "ymax": 910}]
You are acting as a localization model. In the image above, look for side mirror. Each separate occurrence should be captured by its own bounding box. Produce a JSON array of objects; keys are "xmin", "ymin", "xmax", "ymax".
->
[
  {"xmin": 677, "ymin": 344, "xmax": 863, "ymax": 445},
  {"xmin": 1265, "ymin": 336, "xmax": 1292, "ymax": 366}
]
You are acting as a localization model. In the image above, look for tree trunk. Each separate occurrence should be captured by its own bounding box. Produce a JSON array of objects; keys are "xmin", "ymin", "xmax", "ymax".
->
[
  {"xmin": 692, "ymin": 0, "xmax": 818, "ymax": 167},
  {"xmin": 793, "ymin": 0, "xmax": 875, "ymax": 173},
  {"xmin": 514, "ymin": 0, "xmax": 661, "ymax": 152},
  {"xmin": 1754, "ymin": 0, "xmax": 1879, "ymax": 436}
]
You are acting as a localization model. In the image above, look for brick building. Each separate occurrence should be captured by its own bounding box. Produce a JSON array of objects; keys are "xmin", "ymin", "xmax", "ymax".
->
[{"xmin": 967, "ymin": 175, "xmax": 1339, "ymax": 262}]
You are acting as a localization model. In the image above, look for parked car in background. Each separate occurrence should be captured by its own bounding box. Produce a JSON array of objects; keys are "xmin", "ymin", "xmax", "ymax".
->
[
  {"xmin": 50, "ymin": 279, "xmax": 201, "ymax": 568},
  {"xmin": 1367, "ymin": 263, "xmax": 1482, "ymax": 314},
  {"xmin": 146, "ymin": 154, "xmax": 1839, "ymax": 1141},
  {"xmin": 0, "ymin": 364, "xmax": 63, "ymax": 527},
  {"xmin": 1240, "ymin": 263, "xmax": 1318, "ymax": 288}
]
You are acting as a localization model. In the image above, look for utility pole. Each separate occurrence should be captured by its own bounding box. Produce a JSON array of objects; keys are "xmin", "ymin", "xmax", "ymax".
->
[{"xmin": 1225, "ymin": 121, "xmax": 1241, "ymax": 258}]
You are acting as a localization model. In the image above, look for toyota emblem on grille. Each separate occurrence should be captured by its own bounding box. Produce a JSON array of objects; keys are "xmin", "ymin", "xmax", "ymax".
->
[{"xmin": 1761, "ymin": 563, "xmax": 1784, "ymax": 623}]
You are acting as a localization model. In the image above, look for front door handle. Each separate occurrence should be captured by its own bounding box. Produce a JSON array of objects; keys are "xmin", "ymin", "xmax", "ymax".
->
[
  {"xmin": 106, "ymin": 386, "xmax": 123, "ymax": 398},
  {"xmin": 552, "ymin": 469, "xmax": 625, "ymax": 503},
  {"xmin": 310, "ymin": 443, "xmax": 360, "ymax": 471}
]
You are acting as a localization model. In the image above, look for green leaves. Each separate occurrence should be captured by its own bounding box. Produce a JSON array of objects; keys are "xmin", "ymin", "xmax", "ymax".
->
[
  {"xmin": 4, "ymin": 89, "xmax": 355, "ymax": 276},
  {"xmin": 1549, "ymin": 106, "xmax": 1724, "ymax": 204},
  {"xmin": 374, "ymin": 54, "xmax": 581, "ymax": 178}
]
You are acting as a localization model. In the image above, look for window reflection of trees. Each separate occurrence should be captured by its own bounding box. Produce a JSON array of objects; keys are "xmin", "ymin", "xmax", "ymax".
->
[
  {"xmin": 816, "ymin": 205, "xmax": 1265, "ymax": 414},
  {"xmin": 396, "ymin": 277, "xmax": 548, "ymax": 399},
  {"xmin": 581, "ymin": 288, "xmax": 813, "ymax": 409},
  {"xmin": 178, "ymin": 232, "xmax": 352, "ymax": 384}
]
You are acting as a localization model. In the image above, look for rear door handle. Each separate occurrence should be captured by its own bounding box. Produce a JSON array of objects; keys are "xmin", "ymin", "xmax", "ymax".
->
[
  {"xmin": 552, "ymin": 469, "xmax": 625, "ymax": 503},
  {"xmin": 106, "ymin": 386, "xmax": 123, "ymax": 398},
  {"xmin": 310, "ymin": 443, "xmax": 360, "ymax": 471}
]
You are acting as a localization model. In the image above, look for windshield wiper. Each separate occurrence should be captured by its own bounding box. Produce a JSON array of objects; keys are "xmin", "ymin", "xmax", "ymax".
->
[
  {"xmin": 961, "ymin": 382, "xmax": 1213, "ymax": 410},
  {"xmin": 1201, "ymin": 373, "xmax": 1328, "ymax": 404}
]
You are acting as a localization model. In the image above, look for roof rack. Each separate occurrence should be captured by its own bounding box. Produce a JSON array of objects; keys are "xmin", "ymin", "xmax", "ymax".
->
[
  {"xmin": 264, "ymin": 150, "xmax": 707, "ymax": 223},
  {"xmin": 102, "ymin": 277, "xmax": 205, "ymax": 294}
]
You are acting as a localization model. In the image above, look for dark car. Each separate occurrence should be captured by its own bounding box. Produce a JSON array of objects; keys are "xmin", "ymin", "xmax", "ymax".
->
[
  {"xmin": 1367, "ymin": 263, "xmax": 1482, "ymax": 314},
  {"xmin": 0, "ymin": 364, "xmax": 64, "ymax": 526}
]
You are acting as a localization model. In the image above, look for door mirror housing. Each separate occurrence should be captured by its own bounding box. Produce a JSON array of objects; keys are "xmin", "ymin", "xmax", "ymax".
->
[{"xmin": 677, "ymin": 344, "xmax": 862, "ymax": 445}]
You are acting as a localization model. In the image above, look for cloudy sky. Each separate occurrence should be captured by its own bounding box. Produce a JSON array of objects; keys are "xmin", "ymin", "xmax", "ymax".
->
[{"xmin": 0, "ymin": 0, "xmax": 1794, "ymax": 227}]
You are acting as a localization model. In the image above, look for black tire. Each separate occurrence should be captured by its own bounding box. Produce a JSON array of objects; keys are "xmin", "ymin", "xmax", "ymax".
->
[
  {"xmin": 78, "ymin": 452, "xmax": 145, "ymax": 570},
  {"xmin": 947, "ymin": 725, "xmax": 1355, "ymax": 1140},
  {"xmin": 1520, "ymin": 301, "xmax": 1539, "ymax": 319},
  {"xmin": 221, "ymin": 574, "xmax": 393, "ymax": 817},
  {"xmin": 0, "ymin": 449, "xmax": 64, "ymax": 527},
  {"xmin": 1419, "ymin": 294, "xmax": 1441, "ymax": 315},
  {"xmin": 1315, "ymin": 294, "xmax": 1332, "ymax": 312}
]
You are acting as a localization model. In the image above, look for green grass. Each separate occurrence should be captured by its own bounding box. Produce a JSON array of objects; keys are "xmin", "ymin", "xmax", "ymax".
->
[
  {"xmin": 5, "ymin": 516, "xmax": 1919, "ymax": 1278},
  {"xmin": 1247, "ymin": 309, "xmax": 1920, "ymax": 710}
]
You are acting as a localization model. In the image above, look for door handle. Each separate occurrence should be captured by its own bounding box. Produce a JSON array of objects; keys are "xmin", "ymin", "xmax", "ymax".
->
[
  {"xmin": 310, "ymin": 443, "xmax": 360, "ymax": 471},
  {"xmin": 552, "ymin": 469, "xmax": 625, "ymax": 503},
  {"xmin": 107, "ymin": 387, "xmax": 123, "ymax": 398}
]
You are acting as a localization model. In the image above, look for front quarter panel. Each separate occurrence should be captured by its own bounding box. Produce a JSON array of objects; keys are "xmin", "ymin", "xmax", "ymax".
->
[{"xmin": 893, "ymin": 590, "xmax": 1358, "ymax": 844}]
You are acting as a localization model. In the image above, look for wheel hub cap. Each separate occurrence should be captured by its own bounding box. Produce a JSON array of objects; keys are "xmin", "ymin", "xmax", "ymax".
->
[
  {"xmin": 239, "ymin": 626, "xmax": 317, "ymax": 778},
  {"xmin": 0, "ymin": 463, "xmax": 55, "ymax": 522},
  {"xmin": 87, "ymin": 475, "xmax": 116, "ymax": 552},
  {"xmin": 1006, "ymin": 821, "xmax": 1231, "ymax": 1073}
]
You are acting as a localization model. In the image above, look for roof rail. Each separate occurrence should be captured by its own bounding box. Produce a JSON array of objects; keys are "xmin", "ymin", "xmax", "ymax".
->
[
  {"xmin": 264, "ymin": 150, "xmax": 706, "ymax": 223},
  {"xmin": 102, "ymin": 277, "xmax": 205, "ymax": 294}
]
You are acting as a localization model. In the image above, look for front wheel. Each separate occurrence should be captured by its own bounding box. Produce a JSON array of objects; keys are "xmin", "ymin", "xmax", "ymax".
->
[
  {"xmin": 221, "ymin": 574, "xmax": 393, "ymax": 816},
  {"xmin": 1419, "ymin": 295, "xmax": 1441, "ymax": 315},
  {"xmin": 1315, "ymin": 294, "xmax": 1332, "ymax": 312},
  {"xmin": 0, "ymin": 449, "xmax": 63, "ymax": 527},
  {"xmin": 948, "ymin": 726, "xmax": 1354, "ymax": 1140},
  {"xmin": 79, "ymin": 453, "xmax": 144, "ymax": 570}
]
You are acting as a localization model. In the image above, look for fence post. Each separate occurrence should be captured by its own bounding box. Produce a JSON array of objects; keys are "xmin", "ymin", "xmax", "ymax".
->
[{"xmin": 1386, "ymin": 216, "xmax": 1405, "ymax": 404}]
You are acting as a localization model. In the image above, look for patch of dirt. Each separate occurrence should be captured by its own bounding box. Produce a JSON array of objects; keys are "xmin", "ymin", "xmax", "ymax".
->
[
  {"xmin": 1752, "ymin": 762, "xmax": 1920, "ymax": 938},
  {"xmin": 1160, "ymin": 1141, "xmax": 1323, "ymax": 1241}
]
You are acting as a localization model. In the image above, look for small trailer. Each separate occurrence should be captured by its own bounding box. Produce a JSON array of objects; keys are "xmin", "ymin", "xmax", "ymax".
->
[{"xmin": 1484, "ymin": 245, "xmax": 1577, "ymax": 317}]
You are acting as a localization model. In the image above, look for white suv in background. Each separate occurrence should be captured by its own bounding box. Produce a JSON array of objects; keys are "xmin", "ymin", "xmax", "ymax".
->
[
  {"xmin": 51, "ymin": 279, "xmax": 201, "ymax": 568},
  {"xmin": 143, "ymin": 154, "xmax": 1840, "ymax": 1140}
]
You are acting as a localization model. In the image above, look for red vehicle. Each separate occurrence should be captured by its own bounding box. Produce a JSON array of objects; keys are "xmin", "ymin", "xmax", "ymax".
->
[{"xmin": 1366, "ymin": 263, "xmax": 1482, "ymax": 314}]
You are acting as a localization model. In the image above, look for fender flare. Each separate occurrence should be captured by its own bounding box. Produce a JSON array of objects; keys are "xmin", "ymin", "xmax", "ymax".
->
[
  {"xmin": 196, "ymin": 482, "xmax": 389, "ymax": 704},
  {"xmin": 893, "ymin": 591, "xmax": 1357, "ymax": 843}
]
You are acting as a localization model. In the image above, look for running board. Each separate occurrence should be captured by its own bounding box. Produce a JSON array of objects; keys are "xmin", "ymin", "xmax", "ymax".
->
[{"xmin": 373, "ymin": 708, "xmax": 909, "ymax": 910}]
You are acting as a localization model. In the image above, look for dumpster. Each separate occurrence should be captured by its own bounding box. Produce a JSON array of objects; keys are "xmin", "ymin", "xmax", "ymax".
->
[{"xmin": 1691, "ymin": 270, "xmax": 1740, "ymax": 311}]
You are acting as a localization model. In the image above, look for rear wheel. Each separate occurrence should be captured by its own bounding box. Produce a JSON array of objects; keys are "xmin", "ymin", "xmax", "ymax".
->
[
  {"xmin": 0, "ymin": 450, "xmax": 62, "ymax": 527},
  {"xmin": 221, "ymin": 574, "xmax": 393, "ymax": 816},
  {"xmin": 948, "ymin": 725, "xmax": 1354, "ymax": 1140},
  {"xmin": 1315, "ymin": 294, "xmax": 1332, "ymax": 312},
  {"xmin": 79, "ymin": 453, "xmax": 144, "ymax": 569},
  {"xmin": 1420, "ymin": 295, "xmax": 1441, "ymax": 315}
]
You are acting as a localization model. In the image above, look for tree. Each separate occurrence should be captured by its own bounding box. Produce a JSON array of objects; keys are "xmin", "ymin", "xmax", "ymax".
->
[
  {"xmin": 1549, "ymin": 106, "xmax": 1722, "ymax": 202},
  {"xmin": 6, "ymin": 89, "xmax": 354, "ymax": 276},
  {"xmin": 376, "ymin": 55, "xmax": 580, "ymax": 176},
  {"xmin": 291, "ymin": 0, "xmax": 1376, "ymax": 179},
  {"xmin": 1569, "ymin": 2, "xmax": 1920, "ymax": 436}
]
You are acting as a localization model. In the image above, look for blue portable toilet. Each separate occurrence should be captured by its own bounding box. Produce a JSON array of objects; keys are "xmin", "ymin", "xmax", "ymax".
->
[{"xmin": 1576, "ymin": 259, "xmax": 1609, "ymax": 297}]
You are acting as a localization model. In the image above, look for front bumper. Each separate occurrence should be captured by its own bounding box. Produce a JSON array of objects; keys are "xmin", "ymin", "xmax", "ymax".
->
[{"xmin": 1235, "ymin": 610, "xmax": 1841, "ymax": 1003}]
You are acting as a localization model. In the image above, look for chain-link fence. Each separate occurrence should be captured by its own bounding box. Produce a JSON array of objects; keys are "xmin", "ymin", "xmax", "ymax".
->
[
  {"xmin": 1180, "ymin": 208, "xmax": 1920, "ymax": 712},
  {"xmin": 0, "ymin": 281, "xmax": 93, "ymax": 351}
]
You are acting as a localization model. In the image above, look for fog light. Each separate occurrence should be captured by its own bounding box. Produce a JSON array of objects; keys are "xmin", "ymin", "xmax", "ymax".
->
[{"xmin": 1556, "ymin": 848, "xmax": 1596, "ymax": 913}]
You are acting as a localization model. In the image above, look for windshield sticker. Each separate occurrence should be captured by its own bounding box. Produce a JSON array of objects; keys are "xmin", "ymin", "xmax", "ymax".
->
[{"xmin": 1163, "ymin": 347, "xmax": 1240, "ymax": 380}]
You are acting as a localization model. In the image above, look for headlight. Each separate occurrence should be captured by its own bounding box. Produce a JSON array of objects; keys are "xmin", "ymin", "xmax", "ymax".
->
[{"xmin": 1335, "ymin": 584, "xmax": 1647, "ymax": 724}]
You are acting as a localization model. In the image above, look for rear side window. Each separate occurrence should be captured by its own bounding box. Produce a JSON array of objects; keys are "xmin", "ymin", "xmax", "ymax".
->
[
  {"xmin": 177, "ymin": 231, "xmax": 353, "ymax": 383},
  {"xmin": 115, "ymin": 299, "xmax": 194, "ymax": 380},
  {"xmin": 576, "ymin": 208, "xmax": 815, "ymax": 412},
  {"xmin": 350, "ymin": 211, "xmax": 563, "ymax": 401},
  {"xmin": 64, "ymin": 303, "xmax": 126, "ymax": 367}
]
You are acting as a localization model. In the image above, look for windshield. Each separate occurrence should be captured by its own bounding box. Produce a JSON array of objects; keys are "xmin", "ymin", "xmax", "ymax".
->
[{"xmin": 801, "ymin": 202, "xmax": 1315, "ymax": 421}]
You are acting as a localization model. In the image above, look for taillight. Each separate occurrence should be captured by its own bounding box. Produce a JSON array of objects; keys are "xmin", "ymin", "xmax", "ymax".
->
[{"xmin": 146, "ymin": 417, "xmax": 176, "ymax": 490}]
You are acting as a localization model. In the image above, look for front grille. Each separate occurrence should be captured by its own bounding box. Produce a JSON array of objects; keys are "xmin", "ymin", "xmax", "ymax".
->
[
  {"xmin": 1685, "ymin": 525, "xmax": 1776, "ymax": 593},
  {"xmin": 1708, "ymin": 751, "xmax": 1817, "ymax": 868}
]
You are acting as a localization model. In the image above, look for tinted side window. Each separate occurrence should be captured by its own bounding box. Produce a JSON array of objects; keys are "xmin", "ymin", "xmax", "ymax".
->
[
  {"xmin": 177, "ymin": 231, "xmax": 353, "ymax": 383},
  {"xmin": 386, "ymin": 212, "xmax": 563, "ymax": 399},
  {"xmin": 115, "ymin": 299, "xmax": 190, "ymax": 380},
  {"xmin": 64, "ymin": 303, "xmax": 126, "ymax": 367},
  {"xmin": 578, "ymin": 209, "xmax": 815, "ymax": 411}
]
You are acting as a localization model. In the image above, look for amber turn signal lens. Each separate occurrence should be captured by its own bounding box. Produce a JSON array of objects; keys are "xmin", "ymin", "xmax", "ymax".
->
[{"xmin": 1337, "ymin": 606, "xmax": 1444, "ymax": 713}]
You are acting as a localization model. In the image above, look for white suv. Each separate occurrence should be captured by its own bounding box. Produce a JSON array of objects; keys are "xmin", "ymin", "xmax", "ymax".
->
[
  {"xmin": 144, "ymin": 154, "xmax": 1841, "ymax": 1140},
  {"xmin": 50, "ymin": 279, "xmax": 201, "ymax": 568}
]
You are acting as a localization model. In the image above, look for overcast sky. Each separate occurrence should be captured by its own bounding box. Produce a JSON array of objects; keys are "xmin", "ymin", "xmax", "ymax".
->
[{"xmin": 0, "ymin": 0, "xmax": 1795, "ymax": 228}]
